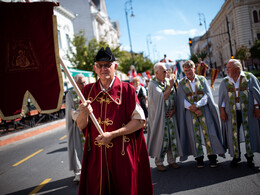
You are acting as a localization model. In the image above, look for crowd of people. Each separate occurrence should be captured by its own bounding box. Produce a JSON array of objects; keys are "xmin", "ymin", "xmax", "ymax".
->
[{"xmin": 65, "ymin": 47, "xmax": 260, "ymax": 195}]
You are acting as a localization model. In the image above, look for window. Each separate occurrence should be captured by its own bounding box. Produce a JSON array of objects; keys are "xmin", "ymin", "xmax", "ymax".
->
[
  {"xmin": 57, "ymin": 30, "xmax": 62, "ymax": 49},
  {"xmin": 66, "ymin": 34, "xmax": 70, "ymax": 49},
  {"xmin": 253, "ymin": 10, "xmax": 258, "ymax": 23},
  {"xmin": 257, "ymin": 33, "xmax": 260, "ymax": 40}
]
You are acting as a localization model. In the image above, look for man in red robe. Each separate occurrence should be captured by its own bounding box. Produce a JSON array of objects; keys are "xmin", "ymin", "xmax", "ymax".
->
[{"xmin": 77, "ymin": 47, "xmax": 153, "ymax": 195}]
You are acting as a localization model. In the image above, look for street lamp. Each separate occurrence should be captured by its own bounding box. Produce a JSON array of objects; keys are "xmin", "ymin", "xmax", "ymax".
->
[
  {"xmin": 125, "ymin": 0, "xmax": 135, "ymax": 65},
  {"xmin": 199, "ymin": 13, "xmax": 212, "ymax": 67}
]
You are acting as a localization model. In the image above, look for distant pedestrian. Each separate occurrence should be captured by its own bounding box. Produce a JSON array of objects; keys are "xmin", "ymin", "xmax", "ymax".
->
[
  {"xmin": 128, "ymin": 65, "xmax": 137, "ymax": 82},
  {"xmin": 65, "ymin": 74, "xmax": 85, "ymax": 182},
  {"xmin": 218, "ymin": 59, "xmax": 260, "ymax": 168},
  {"xmin": 197, "ymin": 58, "xmax": 209, "ymax": 77},
  {"xmin": 132, "ymin": 77, "xmax": 148, "ymax": 118}
]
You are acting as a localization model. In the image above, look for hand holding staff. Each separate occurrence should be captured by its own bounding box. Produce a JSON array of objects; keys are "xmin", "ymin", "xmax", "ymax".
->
[{"xmin": 60, "ymin": 58, "xmax": 104, "ymax": 135}]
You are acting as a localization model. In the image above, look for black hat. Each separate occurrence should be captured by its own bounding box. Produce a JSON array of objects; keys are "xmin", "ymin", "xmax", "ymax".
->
[{"xmin": 94, "ymin": 47, "xmax": 115, "ymax": 62}]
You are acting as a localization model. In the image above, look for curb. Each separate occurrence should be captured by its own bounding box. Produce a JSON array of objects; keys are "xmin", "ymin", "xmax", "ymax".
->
[{"xmin": 0, "ymin": 119, "xmax": 66, "ymax": 147}]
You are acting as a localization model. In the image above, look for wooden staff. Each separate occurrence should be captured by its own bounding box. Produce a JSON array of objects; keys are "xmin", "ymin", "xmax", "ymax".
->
[{"xmin": 60, "ymin": 59, "xmax": 104, "ymax": 135}]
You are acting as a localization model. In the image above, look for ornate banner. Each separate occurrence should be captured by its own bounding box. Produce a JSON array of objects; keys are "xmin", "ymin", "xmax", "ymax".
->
[{"xmin": 0, "ymin": 2, "xmax": 63, "ymax": 120}]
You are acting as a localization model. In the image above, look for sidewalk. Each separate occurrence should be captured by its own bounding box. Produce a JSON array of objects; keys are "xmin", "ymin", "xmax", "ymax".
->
[{"xmin": 0, "ymin": 119, "xmax": 66, "ymax": 147}]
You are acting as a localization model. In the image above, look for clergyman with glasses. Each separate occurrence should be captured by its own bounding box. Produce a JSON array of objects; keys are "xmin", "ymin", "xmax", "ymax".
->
[
  {"xmin": 76, "ymin": 47, "xmax": 153, "ymax": 195},
  {"xmin": 147, "ymin": 62, "xmax": 183, "ymax": 172},
  {"xmin": 65, "ymin": 73, "xmax": 86, "ymax": 182}
]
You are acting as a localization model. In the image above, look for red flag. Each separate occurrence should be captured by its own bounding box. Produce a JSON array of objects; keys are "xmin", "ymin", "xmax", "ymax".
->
[{"xmin": 0, "ymin": 2, "xmax": 63, "ymax": 120}]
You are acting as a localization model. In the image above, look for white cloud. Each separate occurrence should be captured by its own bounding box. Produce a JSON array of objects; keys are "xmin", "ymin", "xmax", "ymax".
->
[
  {"xmin": 158, "ymin": 28, "xmax": 198, "ymax": 37},
  {"xmin": 152, "ymin": 35, "xmax": 164, "ymax": 41},
  {"xmin": 189, "ymin": 29, "xmax": 198, "ymax": 37}
]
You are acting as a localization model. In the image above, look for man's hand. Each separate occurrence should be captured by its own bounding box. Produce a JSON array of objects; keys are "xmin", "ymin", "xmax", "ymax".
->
[
  {"xmin": 166, "ymin": 109, "xmax": 175, "ymax": 118},
  {"xmin": 220, "ymin": 107, "xmax": 227, "ymax": 121},
  {"xmin": 254, "ymin": 106, "xmax": 260, "ymax": 120},
  {"xmin": 189, "ymin": 104, "xmax": 197, "ymax": 113},
  {"xmin": 195, "ymin": 109, "xmax": 202, "ymax": 117},
  {"xmin": 95, "ymin": 132, "xmax": 113, "ymax": 145},
  {"xmin": 80, "ymin": 100, "xmax": 93, "ymax": 116},
  {"xmin": 77, "ymin": 100, "xmax": 93, "ymax": 130},
  {"xmin": 169, "ymin": 77, "xmax": 174, "ymax": 87}
]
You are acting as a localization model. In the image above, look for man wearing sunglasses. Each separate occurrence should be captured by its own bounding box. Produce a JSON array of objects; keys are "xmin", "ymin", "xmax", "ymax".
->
[{"xmin": 76, "ymin": 47, "xmax": 153, "ymax": 195}]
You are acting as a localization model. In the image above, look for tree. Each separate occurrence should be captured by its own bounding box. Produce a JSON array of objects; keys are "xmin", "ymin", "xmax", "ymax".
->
[
  {"xmin": 189, "ymin": 51, "xmax": 207, "ymax": 63},
  {"xmin": 235, "ymin": 45, "xmax": 250, "ymax": 70},
  {"xmin": 66, "ymin": 30, "xmax": 122, "ymax": 72},
  {"xmin": 190, "ymin": 53, "xmax": 198, "ymax": 64},
  {"xmin": 117, "ymin": 52, "xmax": 153, "ymax": 74},
  {"xmin": 250, "ymin": 40, "xmax": 260, "ymax": 60},
  {"xmin": 66, "ymin": 30, "xmax": 153, "ymax": 76},
  {"xmin": 235, "ymin": 45, "xmax": 250, "ymax": 60}
]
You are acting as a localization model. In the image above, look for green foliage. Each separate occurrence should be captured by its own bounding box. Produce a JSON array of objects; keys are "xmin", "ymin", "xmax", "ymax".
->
[
  {"xmin": 190, "ymin": 54, "xmax": 198, "ymax": 64},
  {"xmin": 189, "ymin": 51, "xmax": 207, "ymax": 63},
  {"xmin": 66, "ymin": 30, "xmax": 153, "ymax": 75},
  {"xmin": 248, "ymin": 70, "xmax": 260, "ymax": 77},
  {"xmin": 197, "ymin": 51, "xmax": 208, "ymax": 60},
  {"xmin": 250, "ymin": 40, "xmax": 260, "ymax": 60},
  {"xmin": 235, "ymin": 45, "xmax": 250, "ymax": 61},
  {"xmin": 117, "ymin": 52, "xmax": 153, "ymax": 74}
]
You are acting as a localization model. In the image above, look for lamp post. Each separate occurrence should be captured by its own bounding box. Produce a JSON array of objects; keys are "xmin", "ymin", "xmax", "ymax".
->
[
  {"xmin": 199, "ymin": 13, "xmax": 212, "ymax": 67},
  {"xmin": 125, "ymin": 0, "xmax": 135, "ymax": 65}
]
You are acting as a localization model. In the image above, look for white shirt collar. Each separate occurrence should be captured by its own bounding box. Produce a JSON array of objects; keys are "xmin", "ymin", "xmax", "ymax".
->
[
  {"xmin": 99, "ymin": 77, "xmax": 115, "ymax": 92},
  {"xmin": 227, "ymin": 71, "xmax": 245, "ymax": 84},
  {"xmin": 185, "ymin": 74, "xmax": 198, "ymax": 83}
]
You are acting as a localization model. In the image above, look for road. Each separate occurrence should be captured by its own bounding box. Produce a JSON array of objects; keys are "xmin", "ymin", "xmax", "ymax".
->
[
  {"xmin": 0, "ymin": 78, "xmax": 260, "ymax": 195},
  {"xmin": 0, "ymin": 123, "xmax": 78, "ymax": 195}
]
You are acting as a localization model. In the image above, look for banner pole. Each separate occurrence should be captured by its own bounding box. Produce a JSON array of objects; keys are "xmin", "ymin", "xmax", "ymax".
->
[{"xmin": 60, "ymin": 59, "xmax": 104, "ymax": 135}]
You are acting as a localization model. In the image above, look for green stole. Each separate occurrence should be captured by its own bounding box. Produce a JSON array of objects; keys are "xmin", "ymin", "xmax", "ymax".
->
[
  {"xmin": 224, "ymin": 72, "xmax": 252, "ymax": 158},
  {"xmin": 180, "ymin": 76, "xmax": 213, "ymax": 156},
  {"xmin": 152, "ymin": 78, "xmax": 179, "ymax": 159},
  {"xmin": 72, "ymin": 90, "xmax": 85, "ymax": 145}
]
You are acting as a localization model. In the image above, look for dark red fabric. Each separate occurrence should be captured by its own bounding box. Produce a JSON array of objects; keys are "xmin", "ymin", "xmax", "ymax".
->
[
  {"xmin": 0, "ymin": 2, "xmax": 61, "ymax": 119},
  {"xmin": 78, "ymin": 77, "xmax": 153, "ymax": 195}
]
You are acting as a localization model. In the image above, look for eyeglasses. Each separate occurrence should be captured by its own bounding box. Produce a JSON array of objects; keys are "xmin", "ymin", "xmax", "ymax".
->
[{"xmin": 95, "ymin": 63, "xmax": 113, "ymax": 69}]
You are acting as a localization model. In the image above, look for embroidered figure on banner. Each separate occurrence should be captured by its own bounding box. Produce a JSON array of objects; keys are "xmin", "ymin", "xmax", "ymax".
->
[{"xmin": 7, "ymin": 40, "xmax": 40, "ymax": 72}]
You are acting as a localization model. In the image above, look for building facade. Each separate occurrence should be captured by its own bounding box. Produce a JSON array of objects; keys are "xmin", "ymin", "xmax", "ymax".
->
[
  {"xmin": 210, "ymin": 0, "xmax": 260, "ymax": 69},
  {"xmin": 58, "ymin": 0, "xmax": 120, "ymax": 49}
]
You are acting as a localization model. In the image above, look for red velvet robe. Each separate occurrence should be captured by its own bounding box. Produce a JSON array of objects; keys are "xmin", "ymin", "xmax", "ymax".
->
[{"xmin": 78, "ymin": 77, "xmax": 153, "ymax": 195}]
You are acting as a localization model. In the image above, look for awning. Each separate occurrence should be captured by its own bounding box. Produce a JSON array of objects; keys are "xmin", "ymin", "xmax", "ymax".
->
[{"xmin": 62, "ymin": 67, "xmax": 94, "ymax": 78}]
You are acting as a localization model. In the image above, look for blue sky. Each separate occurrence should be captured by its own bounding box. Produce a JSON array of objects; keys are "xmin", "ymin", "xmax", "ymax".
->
[{"xmin": 106, "ymin": 0, "xmax": 225, "ymax": 62}]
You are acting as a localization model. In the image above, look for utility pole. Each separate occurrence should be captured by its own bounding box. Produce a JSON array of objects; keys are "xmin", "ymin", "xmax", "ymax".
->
[
  {"xmin": 226, "ymin": 15, "xmax": 234, "ymax": 58},
  {"xmin": 199, "ymin": 13, "xmax": 212, "ymax": 67},
  {"xmin": 125, "ymin": 0, "xmax": 135, "ymax": 65}
]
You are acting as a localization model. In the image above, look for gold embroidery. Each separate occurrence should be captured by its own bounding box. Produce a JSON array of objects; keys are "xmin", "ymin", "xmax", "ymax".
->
[
  {"xmin": 97, "ymin": 96, "xmax": 106, "ymax": 104},
  {"xmin": 98, "ymin": 117, "xmax": 113, "ymax": 126},
  {"xmin": 7, "ymin": 40, "xmax": 40, "ymax": 72},
  {"xmin": 88, "ymin": 97, "xmax": 94, "ymax": 102},
  {"xmin": 105, "ymin": 97, "xmax": 113, "ymax": 104},
  {"xmin": 94, "ymin": 141, "xmax": 113, "ymax": 148}
]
